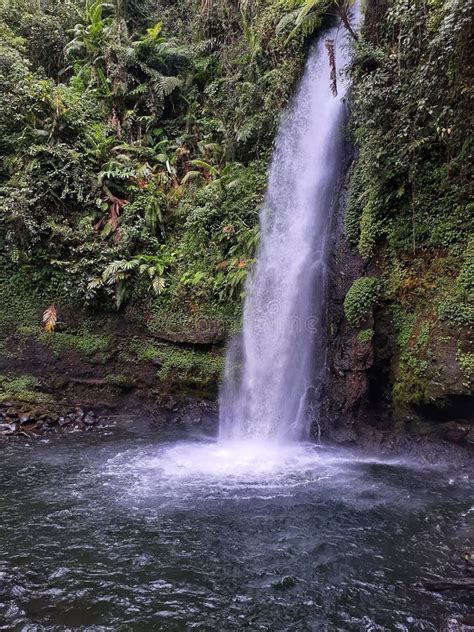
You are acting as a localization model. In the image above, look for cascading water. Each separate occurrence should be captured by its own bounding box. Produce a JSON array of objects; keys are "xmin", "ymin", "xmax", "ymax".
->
[
  {"xmin": 3, "ymin": 8, "xmax": 473, "ymax": 632},
  {"xmin": 219, "ymin": 20, "xmax": 353, "ymax": 442}
]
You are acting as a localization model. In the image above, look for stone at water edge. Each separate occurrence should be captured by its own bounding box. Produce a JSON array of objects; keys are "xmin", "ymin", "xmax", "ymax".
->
[
  {"xmin": 84, "ymin": 412, "xmax": 96, "ymax": 426},
  {"xmin": 0, "ymin": 423, "xmax": 17, "ymax": 434},
  {"xmin": 440, "ymin": 616, "xmax": 474, "ymax": 632},
  {"xmin": 272, "ymin": 576, "xmax": 297, "ymax": 591},
  {"xmin": 437, "ymin": 421, "xmax": 470, "ymax": 444}
]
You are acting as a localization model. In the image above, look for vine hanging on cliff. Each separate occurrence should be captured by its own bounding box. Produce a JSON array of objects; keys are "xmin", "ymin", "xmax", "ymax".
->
[{"xmin": 325, "ymin": 38, "xmax": 337, "ymax": 96}]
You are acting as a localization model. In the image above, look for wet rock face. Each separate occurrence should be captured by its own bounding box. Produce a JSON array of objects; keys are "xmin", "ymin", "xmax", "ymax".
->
[
  {"xmin": 166, "ymin": 398, "xmax": 218, "ymax": 434},
  {"xmin": 321, "ymin": 182, "xmax": 473, "ymax": 447},
  {"xmin": 436, "ymin": 421, "xmax": 470, "ymax": 444},
  {"xmin": 424, "ymin": 323, "xmax": 472, "ymax": 402},
  {"xmin": 319, "ymin": 196, "xmax": 382, "ymax": 443},
  {"xmin": 326, "ymin": 324, "xmax": 373, "ymax": 424}
]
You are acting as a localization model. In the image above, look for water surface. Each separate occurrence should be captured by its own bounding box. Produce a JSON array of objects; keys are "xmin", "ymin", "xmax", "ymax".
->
[{"xmin": 0, "ymin": 421, "xmax": 472, "ymax": 631}]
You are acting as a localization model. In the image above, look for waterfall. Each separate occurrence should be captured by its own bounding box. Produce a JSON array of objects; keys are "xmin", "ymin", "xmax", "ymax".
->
[{"xmin": 219, "ymin": 19, "xmax": 354, "ymax": 442}]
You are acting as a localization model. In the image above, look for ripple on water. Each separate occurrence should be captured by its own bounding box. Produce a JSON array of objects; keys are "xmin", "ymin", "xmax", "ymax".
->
[{"xmin": 0, "ymin": 431, "xmax": 472, "ymax": 631}]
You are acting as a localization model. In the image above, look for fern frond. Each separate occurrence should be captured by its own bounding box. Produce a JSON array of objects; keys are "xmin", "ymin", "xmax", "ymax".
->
[
  {"xmin": 189, "ymin": 159, "xmax": 218, "ymax": 175},
  {"xmin": 128, "ymin": 83, "xmax": 148, "ymax": 96},
  {"xmin": 181, "ymin": 171, "xmax": 203, "ymax": 185},
  {"xmin": 122, "ymin": 259, "xmax": 140, "ymax": 271},
  {"xmin": 276, "ymin": 9, "xmax": 300, "ymax": 35},
  {"xmin": 152, "ymin": 277, "xmax": 165, "ymax": 294},
  {"xmin": 87, "ymin": 277, "xmax": 104, "ymax": 290},
  {"xmin": 158, "ymin": 76, "xmax": 183, "ymax": 97},
  {"xmin": 42, "ymin": 305, "xmax": 57, "ymax": 333}
]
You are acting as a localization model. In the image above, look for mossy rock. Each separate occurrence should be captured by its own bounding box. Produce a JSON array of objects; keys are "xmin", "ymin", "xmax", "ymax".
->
[{"xmin": 344, "ymin": 277, "xmax": 380, "ymax": 327}]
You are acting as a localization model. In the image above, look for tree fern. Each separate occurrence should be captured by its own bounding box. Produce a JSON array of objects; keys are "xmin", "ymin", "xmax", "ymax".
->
[{"xmin": 277, "ymin": 0, "xmax": 358, "ymax": 42}]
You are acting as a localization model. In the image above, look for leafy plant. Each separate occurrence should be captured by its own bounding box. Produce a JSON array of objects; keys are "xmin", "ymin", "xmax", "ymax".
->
[
  {"xmin": 277, "ymin": 0, "xmax": 358, "ymax": 43},
  {"xmin": 88, "ymin": 249, "xmax": 175, "ymax": 308}
]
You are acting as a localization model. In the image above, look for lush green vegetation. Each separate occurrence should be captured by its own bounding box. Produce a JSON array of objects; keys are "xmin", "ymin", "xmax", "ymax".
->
[
  {"xmin": 0, "ymin": 0, "xmax": 307, "ymax": 321},
  {"xmin": 346, "ymin": 0, "xmax": 473, "ymax": 406},
  {"xmin": 0, "ymin": 0, "xmax": 311, "ymax": 399},
  {"xmin": 0, "ymin": 0, "xmax": 471, "ymax": 413}
]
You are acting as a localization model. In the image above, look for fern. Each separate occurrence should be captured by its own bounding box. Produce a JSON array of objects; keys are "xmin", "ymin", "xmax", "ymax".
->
[
  {"xmin": 278, "ymin": 0, "xmax": 357, "ymax": 42},
  {"xmin": 181, "ymin": 170, "xmax": 204, "ymax": 185},
  {"xmin": 42, "ymin": 305, "xmax": 57, "ymax": 332},
  {"xmin": 152, "ymin": 277, "xmax": 166, "ymax": 294},
  {"xmin": 188, "ymin": 159, "xmax": 219, "ymax": 175},
  {"xmin": 128, "ymin": 83, "xmax": 148, "ymax": 96},
  {"xmin": 158, "ymin": 76, "xmax": 183, "ymax": 97}
]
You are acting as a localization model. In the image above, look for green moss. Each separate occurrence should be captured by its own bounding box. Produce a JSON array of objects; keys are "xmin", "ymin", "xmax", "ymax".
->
[
  {"xmin": 456, "ymin": 236, "xmax": 474, "ymax": 301},
  {"xmin": 156, "ymin": 344, "xmax": 224, "ymax": 389},
  {"xmin": 130, "ymin": 340, "xmax": 163, "ymax": 362},
  {"xmin": 391, "ymin": 309, "xmax": 434, "ymax": 406},
  {"xmin": 393, "ymin": 352, "xmax": 429, "ymax": 406},
  {"xmin": 357, "ymin": 328, "xmax": 374, "ymax": 343},
  {"xmin": 344, "ymin": 277, "xmax": 380, "ymax": 327},
  {"xmin": 39, "ymin": 330, "xmax": 111, "ymax": 357},
  {"xmin": 0, "ymin": 271, "xmax": 40, "ymax": 332},
  {"xmin": 392, "ymin": 306, "xmax": 416, "ymax": 348},
  {"xmin": 384, "ymin": 259, "xmax": 406, "ymax": 299},
  {"xmin": 416, "ymin": 322, "xmax": 430, "ymax": 346},
  {"xmin": 0, "ymin": 373, "xmax": 52, "ymax": 404},
  {"xmin": 145, "ymin": 294, "xmax": 235, "ymax": 342},
  {"xmin": 457, "ymin": 350, "xmax": 474, "ymax": 384},
  {"xmin": 123, "ymin": 335, "xmax": 223, "ymax": 391},
  {"xmin": 344, "ymin": 165, "xmax": 363, "ymax": 247},
  {"xmin": 105, "ymin": 374, "xmax": 135, "ymax": 389},
  {"xmin": 358, "ymin": 199, "xmax": 381, "ymax": 260},
  {"xmin": 0, "ymin": 338, "xmax": 12, "ymax": 359}
]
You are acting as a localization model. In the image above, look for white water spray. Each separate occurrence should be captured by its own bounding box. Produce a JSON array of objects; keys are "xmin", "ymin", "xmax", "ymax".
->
[{"xmin": 219, "ymin": 20, "xmax": 355, "ymax": 442}]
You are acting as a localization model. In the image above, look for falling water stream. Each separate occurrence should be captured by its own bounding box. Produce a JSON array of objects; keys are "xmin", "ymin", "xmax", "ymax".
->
[
  {"xmin": 1, "ymin": 14, "xmax": 473, "ymax": 632},
  {"xmin": 219, "ymin": 22, "xmax": 350, "ymax": 441}
]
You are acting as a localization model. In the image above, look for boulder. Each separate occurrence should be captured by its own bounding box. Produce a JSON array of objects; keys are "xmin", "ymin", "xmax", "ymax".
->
[{"xmin": 437, "ymin": 421, "xmax": 470, "ymax": 444}]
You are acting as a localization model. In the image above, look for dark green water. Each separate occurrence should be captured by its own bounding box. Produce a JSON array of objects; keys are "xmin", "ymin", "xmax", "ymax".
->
[{"xmin": 0, "ymin": 421, "xmax": 472, "ymax": 631}]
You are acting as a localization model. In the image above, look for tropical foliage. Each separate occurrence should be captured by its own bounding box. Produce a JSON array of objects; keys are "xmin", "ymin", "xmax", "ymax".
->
[
  {"xmin": 0, "ymin": 0, "xmax": 471, "ymax": 409},
  {"xmin": 277, "ymin": 0, "xmax": 358, "ymax": 42},
  {"xmin": 346, "ymin": 0, "xmax": 473, "ymax": 404},
  {"xmin": 0, "ymin": 0, "xmax": 305, "ymax": 319}
]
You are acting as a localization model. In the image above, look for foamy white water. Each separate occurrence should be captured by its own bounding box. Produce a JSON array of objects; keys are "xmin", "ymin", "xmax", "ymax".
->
[
  {"xmin": 101, "ymin": 438, "xmax": 413, "ymax": 508},
  {"xmin": 219, "ymin": 21, "xmax": 354, "ymax": 441}
]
